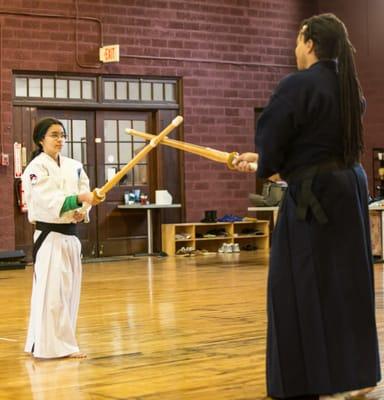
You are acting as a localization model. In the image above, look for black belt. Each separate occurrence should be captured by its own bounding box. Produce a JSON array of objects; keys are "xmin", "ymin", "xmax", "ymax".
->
[
  {"xmin": 33, "ymin": 222, "xmax": 78, "ymax": 263},
  {"xmin": 285, "ymin": 160, "xmax": 349, "ymax": 225}
]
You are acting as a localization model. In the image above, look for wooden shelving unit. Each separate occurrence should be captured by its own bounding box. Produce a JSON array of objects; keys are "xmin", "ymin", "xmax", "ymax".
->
[{"xmin": 162, "ymin": 220, "xmax": 269, "ymax": 255}]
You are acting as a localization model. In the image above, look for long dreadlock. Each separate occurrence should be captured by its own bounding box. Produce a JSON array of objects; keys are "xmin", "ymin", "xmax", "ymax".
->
[{"xmin": 300, "ymin": 13, "xmax": 364, "ymax": 166}]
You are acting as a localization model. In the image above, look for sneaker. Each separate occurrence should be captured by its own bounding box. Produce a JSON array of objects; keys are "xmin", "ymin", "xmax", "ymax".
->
[
  {"xmin": 232, "ymin": 243, "xmax": 240, "ymax": 253},
  {"xmin": 176, "ymin": 247, "xmax": 186, "ymax": 255},
  {"xmin": 224, "ymin": 243, "xmax": 232, "ymax": 253},
  {"xmin": 218, "ymin": 243, "xmax": 232, "ymax": 253}
]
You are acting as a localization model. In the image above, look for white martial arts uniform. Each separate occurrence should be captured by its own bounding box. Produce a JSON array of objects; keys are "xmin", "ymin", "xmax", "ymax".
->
[{"xmin": 22, "ymin": 152, "xmax": 90, "ymax": 358}]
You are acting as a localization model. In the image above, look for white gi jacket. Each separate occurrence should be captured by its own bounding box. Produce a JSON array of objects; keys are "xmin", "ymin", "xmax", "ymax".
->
[{"xmin": 22, "ymin": 152, "xmax": 90, "ymax": 223}]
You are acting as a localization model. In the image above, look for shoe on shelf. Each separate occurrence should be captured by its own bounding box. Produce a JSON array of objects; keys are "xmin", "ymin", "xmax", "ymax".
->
[
  {"xmin": 232, "ymin": 243, "xmax": 240, "ymax": 253},
  {"xmin": 218, "ymin": 243, "xmax": 232, "ymax": 253}
]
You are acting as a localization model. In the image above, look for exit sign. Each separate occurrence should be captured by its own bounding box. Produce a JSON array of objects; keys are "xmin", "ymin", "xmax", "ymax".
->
[{"xmin": 99, "ymin": 45, "xmax": 120, "ymax": 63}]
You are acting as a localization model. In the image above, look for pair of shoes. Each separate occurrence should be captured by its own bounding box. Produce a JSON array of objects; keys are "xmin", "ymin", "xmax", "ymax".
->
[
  {"xmin": 176, "ymin": 246, "xmax": 194, "ymax": 255},
  {"xmin": 218, "ymin": 243, "xmax": 240, "ymax": 253},
  {"xmin": 217, "ymin": 214, "xmax": 243, "ymax": 222}
]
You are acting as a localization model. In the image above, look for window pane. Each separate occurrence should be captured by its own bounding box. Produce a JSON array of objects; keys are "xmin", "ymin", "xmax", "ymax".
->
[
  {"xmin": 116, "ymin": 81, "xmax": 127, "ymax": 100},
  {"xmin": 69, "ymin": 80, "xmax": 81, "ymax": 99},
  {"xmin": 132, "ymin": 120, "xmax": 146, "ymax": 133},
  {"xmin": 72, "ymin": 142, "xmax": 84, "ymax": 162},
  {"xmin": 117, "ymin": 169, "xmax": 133, "ymax": 186},
  {"xmin": 104, "ymin": 120, "xmax": 117, "ymax": 141},
  {"xmin": 141, "ymin": 82, "xmax": 151, "ymax": 100},
  {"xmin": 105, "ymin": 165, "xmax": 118, "ymax": 183},
  {"xmin": 133, "ymin": 142, "xmax": 147, "ymax": 161},
  {"xmin": 128, "ymin": 82, "xmax": 139, "ymax": 100},
  {"xmin": 104, "ymin": 142, "xmax": 118, "ymax": 164},
  {"xmin": 118, "ymin": 120, "xmax": 131, "ymax": 142},
  {"xmin": 104, "ymin": 81, "xmax": 115, "ymax": 100},
  {"xmin": 61, "ymin": 142, "xmax": 70, "ymax": 158},
  {"xmin": 29, "ymin": 78, "xmax": 41, "ymax": 97},
  {"xmin": 59, "ymin": 119, "xmax": 71, "ymax": 141},
  {"xmin": 56, "ymin": 80, "xmax": 68, "ymax": 98},
  {"xmin": 119, "ymin": 142, "xmax": 132, "ymax": 164},
  {"xmin": 153, "ymin": 83, "xmax": 163, "ymax": 101},
  {"xmin": 42, "ymin": 79, "xmax": 54, "ymax": 98},
  {"xmin": 165, "ymin": 83, "xmax": 176, "ymax": 101},
  {"xmin": 15, "ymin": 77, "xmax": 27, "ymax": 97},
  {"xmin": 82, "ymin": 80, "xmax": 93, "ymax": 99},
  {"xmin": 72, "ymin": 120, "xmax": 86, "ymax": 142},
  {"xmin": 134, "ymin": 165, "xmax": 148, "ymax": 185}
]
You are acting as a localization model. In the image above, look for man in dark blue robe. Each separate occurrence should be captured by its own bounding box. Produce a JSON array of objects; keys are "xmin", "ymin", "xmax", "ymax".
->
[{"xmin": 234, "ymin": 13, "xmax": 380, "ymax": 400}]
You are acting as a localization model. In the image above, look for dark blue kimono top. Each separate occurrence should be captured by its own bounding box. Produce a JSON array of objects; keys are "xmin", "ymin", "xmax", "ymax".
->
[{"xmin": 256, "ymin": 60, "xmax": 344, "ymax": 179}]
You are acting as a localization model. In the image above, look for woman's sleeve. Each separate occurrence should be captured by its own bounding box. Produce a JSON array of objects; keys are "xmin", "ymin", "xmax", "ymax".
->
[
  {"xmin": 78, "ymin": 167, "xmax": 91, "ymax": 193},
  {"xmin": 24, "ymin": 163, "xmax": 66, "ymax": 219}
]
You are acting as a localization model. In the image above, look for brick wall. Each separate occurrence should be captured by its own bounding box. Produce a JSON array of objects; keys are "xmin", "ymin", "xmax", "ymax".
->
[{"xmin": 0, "ymin": 0, "xmax": 316, "ymax": 250}]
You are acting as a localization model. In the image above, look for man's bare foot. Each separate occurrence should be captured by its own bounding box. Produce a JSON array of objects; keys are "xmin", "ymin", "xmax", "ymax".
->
[
  {"xmin": 320, "ymin": 394, "xmax": 349, "ymax": 400},
  {"xmin": 67, "ymin": 352, "xmax": 87, "ymax": 359},
  {"xmin": 348, "ymin": 387, "xmax": 375, "ymax": 397}
]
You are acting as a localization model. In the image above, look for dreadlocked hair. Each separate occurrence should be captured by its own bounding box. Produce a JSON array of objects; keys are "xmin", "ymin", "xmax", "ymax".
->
[{"xmin": 300, "ymin": 13, "xmax": 364, "ymax": 166}]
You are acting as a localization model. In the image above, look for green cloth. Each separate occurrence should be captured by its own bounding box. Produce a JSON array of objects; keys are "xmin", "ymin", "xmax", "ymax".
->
[{"xmin": 60, "ymin": 195, "xmax": 81, "ymax": 215}]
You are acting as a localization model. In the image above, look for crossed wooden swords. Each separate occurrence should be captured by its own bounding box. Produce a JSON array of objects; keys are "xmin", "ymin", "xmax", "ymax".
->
[{"xmin": 92, "ymin": 115, "xmax": 257, "ymax": 204}]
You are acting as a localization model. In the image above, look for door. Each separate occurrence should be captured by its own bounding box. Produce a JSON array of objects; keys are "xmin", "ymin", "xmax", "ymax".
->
[
  {"xmin": 37, "ymin": 109, "xmax": 98, "ymax": 257},
  {"xmin": 95, "ymin": 111, "xmax": 153, "ymax": 256}
]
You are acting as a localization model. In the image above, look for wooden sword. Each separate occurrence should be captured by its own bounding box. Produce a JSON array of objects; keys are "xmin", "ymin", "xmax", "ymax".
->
[
  {"xmin": 125, "ymin": 128, "xmax": 257, "ymax": 172},
  {"xmin": 92, "ymin": 116, "xmax": 184, "ymax": 202}
]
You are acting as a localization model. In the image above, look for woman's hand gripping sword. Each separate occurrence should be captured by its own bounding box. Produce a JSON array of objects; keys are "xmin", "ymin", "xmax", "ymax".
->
[{"xmin": 125, "ymin": 129, "xmax": 257, "ymax": 172}]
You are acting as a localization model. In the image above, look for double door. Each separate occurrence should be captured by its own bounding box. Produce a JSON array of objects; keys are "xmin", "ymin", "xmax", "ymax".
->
[{"xmin": 14, "ymin": 108, "xmax": 183, "ymax": 258}]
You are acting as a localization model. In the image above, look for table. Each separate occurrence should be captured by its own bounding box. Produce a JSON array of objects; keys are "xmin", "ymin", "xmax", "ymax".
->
[
  {"xmin": 117, "ymin": 203, "xmax": 182, "ymax": 255},
  {"xmin": 369, "ymin": 205, "xmax": 384, "ymax": 262},
  {"xmin": 247, "ymin": 206, "xmax": 279, "ymax": 227}
]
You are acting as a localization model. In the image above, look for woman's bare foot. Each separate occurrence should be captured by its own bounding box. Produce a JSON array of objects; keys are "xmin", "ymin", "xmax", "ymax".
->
[{"xmin": 67, "ymin": 351, "xmax": 87, "ymax": 359}]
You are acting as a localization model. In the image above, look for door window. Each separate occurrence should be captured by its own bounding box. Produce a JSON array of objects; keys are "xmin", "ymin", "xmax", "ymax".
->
[
  {"xmin": 60, "ymin": 119, "xmax": 88, "ymax": 167},
  {"xmin": 103, "ymin": 119, "xmax": 147, "ymax": 186}
]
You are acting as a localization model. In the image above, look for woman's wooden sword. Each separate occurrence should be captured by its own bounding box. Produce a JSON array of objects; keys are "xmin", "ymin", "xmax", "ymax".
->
[{"xmin": 125, "ymin": 128, "xmax": 257, "ymax": 172}]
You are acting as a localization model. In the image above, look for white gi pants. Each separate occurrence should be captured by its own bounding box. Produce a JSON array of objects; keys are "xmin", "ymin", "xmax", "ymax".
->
[{"xmin": 25, "ymin": 230, "xmax": 82, "ymax": 358}]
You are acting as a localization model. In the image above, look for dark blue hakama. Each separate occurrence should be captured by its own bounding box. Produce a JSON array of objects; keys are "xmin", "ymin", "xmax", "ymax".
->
[{"xmin": 255, "ymin": 60, "xmax": 381, "ymax": 398}]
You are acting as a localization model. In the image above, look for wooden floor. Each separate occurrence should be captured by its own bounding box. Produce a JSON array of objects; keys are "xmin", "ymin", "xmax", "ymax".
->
[{"xmin": 1, "ymin": 252, "xmax": 384, "ymax": 400}]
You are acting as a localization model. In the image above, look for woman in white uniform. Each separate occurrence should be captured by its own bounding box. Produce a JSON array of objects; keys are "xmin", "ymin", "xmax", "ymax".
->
[{"xmin": 22, "ymin": 117, "xmax": 100, "ymax": 359}]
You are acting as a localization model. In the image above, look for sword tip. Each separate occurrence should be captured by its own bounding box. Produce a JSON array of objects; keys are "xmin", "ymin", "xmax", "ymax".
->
[{"xmin": 172, "ymin": 116, "xmax": 184, "ymax": 127}]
